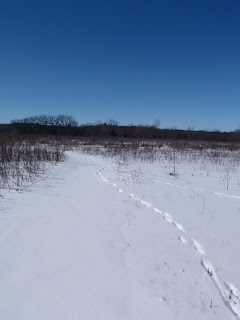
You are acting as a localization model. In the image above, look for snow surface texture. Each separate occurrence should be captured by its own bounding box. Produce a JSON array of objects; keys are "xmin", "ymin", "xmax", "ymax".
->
[{"xmin": 0, "ymin": 151, "xmax": 240, "ymax": 319}]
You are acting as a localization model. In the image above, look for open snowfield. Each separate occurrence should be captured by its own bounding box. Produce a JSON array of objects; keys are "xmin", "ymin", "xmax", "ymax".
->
[{"xmin": 0, "ymin": 145, "xmax": 240, "ymax": 319}]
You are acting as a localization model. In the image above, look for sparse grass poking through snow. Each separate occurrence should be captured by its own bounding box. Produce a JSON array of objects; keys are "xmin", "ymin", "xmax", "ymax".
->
[
  {"xmin": 0, "ymin": 134, "xmax": 67, "ymax": 191},
  {"xmin": 78, "ymin": 138, "xmax": 240, "ymax": 192},
  {"xmin": 80, "ymin": 138, "xmax": 240, "ymax": 173}
]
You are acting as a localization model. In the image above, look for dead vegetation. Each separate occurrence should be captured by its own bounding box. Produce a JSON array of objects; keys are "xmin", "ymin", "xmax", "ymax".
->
[
  {"xmin": 78, "ymin": 138, "xmax": 240, "ymax": 191},
  {"xmin": 0, "ymin": 134, "xmax": 66, "ymax": 190},
  {"xmin": 1, "ymin": 135, "xmax": 240, "ymax": 192},
  {"xmin": 79, "ymin": 138, "xmax": 240, "ymax": 166}
]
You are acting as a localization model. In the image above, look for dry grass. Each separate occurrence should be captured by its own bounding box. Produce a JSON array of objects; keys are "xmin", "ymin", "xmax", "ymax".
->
[
  {"xmin": 1, "ymin": 135, "xmax": 240, "ymax": 192},
  {"xmin": 78, "ymin": 138, "xmax": 240, "ymax": 174},
  {"xmin": 0, "ymin": 134, "xmax": 66, "ymax": 190}
]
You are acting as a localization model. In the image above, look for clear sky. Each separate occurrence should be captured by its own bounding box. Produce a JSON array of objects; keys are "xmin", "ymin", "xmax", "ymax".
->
[{"xmin": 0, "ymin": 0, "xmax": 240, "ymax": 131}]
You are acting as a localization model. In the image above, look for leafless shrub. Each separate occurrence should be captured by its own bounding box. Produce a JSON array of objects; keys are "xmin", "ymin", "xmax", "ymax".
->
[
  {"xmin": 78, "ymin": 138, "xmax": 240, "ymax": 175},
  {"xmin": 0, "ymin": 134, "xmax": 67, "ymax": 190}
]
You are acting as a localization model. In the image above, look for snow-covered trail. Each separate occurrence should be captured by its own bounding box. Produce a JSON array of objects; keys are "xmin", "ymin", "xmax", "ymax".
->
[
  {"xmin": 91, "ymin": 154, "xmax": 240, "ymax": 319},
  {"xmin": 0, "ymin": 152, "xmax": 239, "ymax": 319},
  {"xmin": 0, "ymin": 153, "xmax": 173, "ymax": 320}
]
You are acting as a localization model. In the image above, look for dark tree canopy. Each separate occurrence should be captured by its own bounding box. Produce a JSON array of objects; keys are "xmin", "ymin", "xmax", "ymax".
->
[
  {"xmin": 11, "ymin": 114, "xmax": 78, "ymax": 127},
  {"xmin": 3, "ymin": 115, "xmax": 240, "ymax": 142}
]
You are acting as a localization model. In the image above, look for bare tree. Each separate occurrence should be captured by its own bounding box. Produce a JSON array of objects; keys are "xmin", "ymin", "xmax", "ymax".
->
[
  {"xmin": 56, "ymin": 114, "xmax": 78, "ymax": 127},
  {"xmin": 107, "ymin": 119, "xmax": 119, "ymax": 126},
  {"xmin": 11, "ymin": 114, "xmax": 78, "ymax": 127},
  {"xmin": 152, "ymin": 119, "xmax": 160, "ymax": 129}
]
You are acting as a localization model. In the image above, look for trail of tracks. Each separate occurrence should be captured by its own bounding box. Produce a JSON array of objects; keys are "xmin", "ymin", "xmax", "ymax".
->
[
  {"xmin": 154, "ymin": 180, "xmax": 240, "ymax": 200},
  {"xmin": 96, "ymin": 162, "xmax": 240, "ymax": 318}
]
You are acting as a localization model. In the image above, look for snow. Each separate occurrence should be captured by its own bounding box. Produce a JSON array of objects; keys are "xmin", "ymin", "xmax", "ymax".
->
[{"xmin": 0, "ymin": 149, "xmax": 240, "ymax": 319}]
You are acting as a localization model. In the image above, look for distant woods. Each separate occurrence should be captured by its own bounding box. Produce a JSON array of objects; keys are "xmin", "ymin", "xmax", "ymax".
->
[
  {"xmin": 0, "ymin": 114, "xmax": 240, "ymax": 142},
  {"xmin": 11, "ymin": 114, "xmax": 78, "ymax": 127}
]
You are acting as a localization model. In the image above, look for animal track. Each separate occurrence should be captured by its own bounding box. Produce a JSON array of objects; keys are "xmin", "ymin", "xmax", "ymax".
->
[
  {"xmin": 191, "ymin": 239, "xmax": 206, "ymax": 255},
  {"xmin": 153, "ymin": 208, "xmax": 163, "ymax": 215},
  {"xmin": 97, "ymin": 166, "xmax": 240, "ymax": 318},
  {"xmin": 173, "ymin": 221, "xmax": 185, "ymax": 233},
  {"xmin": 179, "ymin": 236, "xmax": 188, "ymax": 244},
  {"xmin": 154, "ymin": 180, "xmax": 240, "ymax": 201},
  {"xmin": 213, "ymin": 192, "xmax": 240, "ymax": 200},
  {"xmin": 164, "ymin": 215, "xmax": 173, "ymax": 223},
  {"xmin": 202, "ymin": 259, "xmax": 240, "ymax": 317},
  {"xmin": 225, "ymin": 282, "xmax": 240, "ymax": 301},
  {"xmin": 140, "ymin": 200, "xmax": 153, "ymax": 208}
]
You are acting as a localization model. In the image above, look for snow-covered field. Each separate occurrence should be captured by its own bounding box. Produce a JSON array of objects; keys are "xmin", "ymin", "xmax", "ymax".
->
[{"xmin": 0, "ymin": 144, "xmax": 240, "ymax": 319}]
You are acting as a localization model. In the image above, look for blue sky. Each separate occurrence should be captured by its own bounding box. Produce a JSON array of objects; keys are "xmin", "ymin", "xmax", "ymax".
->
[{"xmin": 0, "ymin": 0, "xmax": 240, "ymax": 130}]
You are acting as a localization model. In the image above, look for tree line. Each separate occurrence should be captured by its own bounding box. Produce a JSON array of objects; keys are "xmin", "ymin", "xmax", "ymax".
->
[
  {"xmin": 10, "ymin": 114, "xmax": 78, "ymax": 127},
  {"xmin": 1, "ymin": 114, "xmax": 240, "ymax": 142}
]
